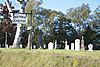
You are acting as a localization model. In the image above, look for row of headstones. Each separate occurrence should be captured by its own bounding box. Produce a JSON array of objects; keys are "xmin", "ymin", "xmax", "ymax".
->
[
  {"xmin": 48, "ymin": 39, "xmax": 93, "ymax": 51},
  {"xmin": 17, "ymin": 37, "xmax": 93, "ymax": 51}
]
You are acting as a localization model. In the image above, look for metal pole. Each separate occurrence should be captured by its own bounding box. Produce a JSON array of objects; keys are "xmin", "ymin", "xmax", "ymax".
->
[
  {"xmin": 27, "ymin": 10, "xmax": 33, "ymax": 49},
  {"xmin": 29, "ymin": 10, "xmax": 33, "ymax": 50}
]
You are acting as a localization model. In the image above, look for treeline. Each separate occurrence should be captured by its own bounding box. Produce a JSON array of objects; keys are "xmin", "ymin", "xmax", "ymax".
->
[{"xmin": 0, "ymin": 0, "xmax": 100, "ymax": 49}]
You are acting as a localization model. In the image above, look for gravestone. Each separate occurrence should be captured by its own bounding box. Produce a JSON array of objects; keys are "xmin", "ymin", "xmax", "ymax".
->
[
  {"xmin": 33, "ymin": 45, "xmax": 36, "ymax": 49},
  {"xmin": 39, "ymin": 46, "xmax": 42, "ymax": 48},
  {"xmin": 54, "ymin": 40, "xmax": 57, "ymax": 49},
  {"xmin": 81, "ymin": 36, "xmax": 85, "ymax": 50},
  {"xmin": 71, "ymin": 43, "xmax": 74, "ymax": 50},
  {"xmin": 20, "ymin": 44, "xmax": 22, "ymax": 48},
  {"xmin": 43, "ymin": 44, "xmax": 46, "ymax": 49},
  {"xmin": 48, "ymin": 42, "xmax": 53, "ymax": 50},
  {"xmin": 88, "ymin": 44, "xmax": 93, "ymax": 51},
  {"xmin": 75, "ymin": 39, "xmax": 80, "ymax": 51},
  {"xmin": 65, "ymin": 40, "xmax": 69, "ymax": 50}
]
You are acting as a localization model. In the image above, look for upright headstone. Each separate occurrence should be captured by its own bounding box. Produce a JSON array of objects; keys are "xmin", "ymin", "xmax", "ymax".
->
[
  {"xmin": 81, "ymin": 36, "xmax": 85, "ymax": 50},
  {"xmin": 55, "ymin": 40, "xmax": 57, "ymax": 49},
  {"xmin": 71, "ymin": 43, "xmax": 74, "ymax": 50},
  {"xmin": 5, "ymin": 44, "xmax": 8, "ymax": 48},
  {"xmin": 33, "ymin": 45, "xmax": 36, "ymax": 49},
  {"xmin": 43, "ymin": 44, "xmax": 46, "ymax": 49},
  {"xmin": 75, "ymin": 39, "xmax": 80, "ymax": 51},
  {"xmin": 65, "ymin": 40, "xmax": 69, "ymax": 50},
  {"xmin": 48, "ymin": 42, "xmax": 53, "ymax": 50},
  {"xmin": 20, "ymin": 44, "xmax": 22, "ymax": 48},
  {"xmin": 88, "ymin": 44, "xmax": 93, "ymax": 51}
]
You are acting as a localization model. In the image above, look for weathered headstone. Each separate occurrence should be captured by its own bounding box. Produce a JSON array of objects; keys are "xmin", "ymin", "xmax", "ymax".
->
[
  {"xmin": 5, "ymin": 45, "xmax": 8, "ymax": 48},
  {"xmin": 48, "ymin": 42, "xmax": 53, "ymax": 50},
  {"xmin": 39, "ymin": 46, "xmax": 42, "ymax": 48},
  {"xmin": 33, "ymin": 45, "xmax": 36, "ymax": 49},
  {"xmin": 43, "ymin": 44, "xmax": 46, "ymax": 49},
  {"xmin": 65, "ymin": 40, "xmax": 69, "ymax": 50},
  {"xmin": 75, "ymin": 39, "xmax": 80, "ymax": 51},
  {"xmin": 71, "ymin": 43, "xmax": 74, "ymax": 50},
  {"xmin": 54, "ymin": 40, "xmax": 57, "ymax": 49},
  {"xmin": 88, "ymin": 44, "xmax": 93, "ymax": 51},
  {"xmin": 20, "ymin": 44, "xmax": 22, "ymax": 48},
  {"xmin": 81, "ymin": 36, "xmax": 85, "ymax": 50}
]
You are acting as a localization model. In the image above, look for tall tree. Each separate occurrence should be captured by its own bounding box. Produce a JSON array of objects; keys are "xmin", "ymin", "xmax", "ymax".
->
[
  {"xmin": 66, "ymin": 3, "xmax": 91, "ymax": 38},
  {"xmin": 89, "ymin": 6, "xmax": 100, "ymax": 49}
]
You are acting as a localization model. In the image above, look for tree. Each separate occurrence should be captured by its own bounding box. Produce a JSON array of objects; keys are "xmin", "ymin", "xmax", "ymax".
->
[
  {"xmin": 83, "ymin": 26, "xmax": 96, "ymax": 50},
  {"xmin": 90, "ymin": 6, "xmax": 100, "ymax": 30},
  {"xmin": 89, "ymin": 6, "xmax": 100, "ymax": 49},
  {"xmin": 25, "ymin": 0, "xmax": 44, "ymax": 48},
  {"xmin": 0, "ymin": 2, "xmax": 15, "ymax": 48},
  {"xmin": 66, "ymin": 3, "xmax": 91, "ymax": 38}
]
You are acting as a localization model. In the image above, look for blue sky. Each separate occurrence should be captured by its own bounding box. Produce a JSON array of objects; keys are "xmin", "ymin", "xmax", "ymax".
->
[
  {"xmin": 0, "ymin": 0, "xmax": 100, "ymax": 14},
  {"xmin": 41, "ymin": 0, "xmax": 100, "ymax": 14}
]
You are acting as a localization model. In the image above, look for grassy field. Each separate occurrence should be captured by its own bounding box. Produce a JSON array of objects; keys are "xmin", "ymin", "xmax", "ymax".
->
[{"xmin": 0, "ymin": 48, "xmax": 100, "ymax": 67}]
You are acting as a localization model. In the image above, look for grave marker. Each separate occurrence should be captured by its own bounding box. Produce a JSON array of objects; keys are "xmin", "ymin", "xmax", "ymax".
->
[
  {"xmin": 65, "ymin": 40, "xmax": 69, "ymax": 50},
  {"xmin": 48, "ymin": 42, "xmax": 53, "ymax": 50},
  {"xmin": 88, "ymin": 44, "xmax": 93, "ymax": 51},
  {"xmin": 71, "ymin": 43, "xmax": 74, "ymax": 50},
  {"xmin": 75, "ymin": 39, "xmax": 80, "ymax": 51}
]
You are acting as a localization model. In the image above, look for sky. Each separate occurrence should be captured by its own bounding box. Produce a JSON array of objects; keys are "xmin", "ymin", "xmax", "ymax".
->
[{"xmin": 0, "ymin": 0, "xmax": 100, "ymax": 14}]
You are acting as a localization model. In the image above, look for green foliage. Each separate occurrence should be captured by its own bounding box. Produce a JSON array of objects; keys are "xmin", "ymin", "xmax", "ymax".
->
[
  {"xmin": 21, "ymin": 31, "xmax": 29, "ymax": 48},
  {"xmin": 18, "ymin": 1, "xmax": 99, "ymax": 48},
  {"xmin": 66, "ymin": 3, "xmax": 90, "ymax": 24},
  {"xmin": 83, "ymin": 26, "xmax": 97, "ymax": 49}
]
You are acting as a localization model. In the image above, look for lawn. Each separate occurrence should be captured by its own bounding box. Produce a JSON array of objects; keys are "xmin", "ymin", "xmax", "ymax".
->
[{"xmin": 0, "ymin": 48, "xmax": 100, "ymax": 67}]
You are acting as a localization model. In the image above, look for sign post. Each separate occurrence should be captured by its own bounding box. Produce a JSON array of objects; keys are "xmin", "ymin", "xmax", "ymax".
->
[
  {"xmin": 27, "ymin": 10, "xmax": 33, "ymax": 50},
  {"xmin": 12, "ymin": 13, "xmax": 27, "ymax": 48}
]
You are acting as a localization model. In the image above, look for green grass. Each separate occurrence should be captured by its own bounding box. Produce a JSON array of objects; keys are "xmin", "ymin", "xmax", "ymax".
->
[{"xmin": 0, "ymin": 48, "xmax": 100, "ymax": 67}]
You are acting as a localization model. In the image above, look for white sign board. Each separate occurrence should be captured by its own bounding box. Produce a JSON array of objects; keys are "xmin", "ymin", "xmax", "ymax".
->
[{"xmin": 12, "ymin": 13, "xmax": 27, "ymax": 24}]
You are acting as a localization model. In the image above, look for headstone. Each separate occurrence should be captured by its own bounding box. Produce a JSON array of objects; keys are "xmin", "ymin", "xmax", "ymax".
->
[
  {"xmin": 65, "ymin": 45, "xmax": 69, "ymax": 50},
  {"xmin": 81, "ymin": 36, "xmax": 85, "ymax": 50},
  {"xmin": 75, "ymin": 39, "xmax": 80, "ymax": 51},
  {"xmin": 48, "ymin": 42, "xmax": 53, "ymax": 50},
  {"xmin": 88, "ymin": 44, "xmax": 93, "ymax": 51},
  {"xmin": 65, "ymin": 40, "xmax": 69, "ymax": 50},
  {"xmin": 39, "ymin": 46, "xmax": 42, "ymax": 48},
  {"xmin": 20, "ymin": 44, "xmax": 22, "ymax": 48},
  {"xmin": 55, "ymin": 40, "xmax": 57, "ymax": 49},
  {"xmin": 43, "ymin": 44, "xmax": 46, "ymax": 49},
  {"xmin": 71, "ymin": 43, "xmax": 74, "ymax": 50},
  {"xmin": 5, "ymin": 45, "xmax": 8, "ymax": 48},
  {"xmin": 33, "ymin": 45, "xmax": 36, "ymax": 49}
]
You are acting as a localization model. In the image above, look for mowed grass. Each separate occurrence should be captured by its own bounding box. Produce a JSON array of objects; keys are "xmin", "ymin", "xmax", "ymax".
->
[{"xmin": 0, "ymin": 48, "xmax": 100, "ymax": 67}]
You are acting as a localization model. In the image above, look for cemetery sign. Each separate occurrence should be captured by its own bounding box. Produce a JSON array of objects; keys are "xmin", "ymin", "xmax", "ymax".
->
[{"xmin": 12, "ymin": 13, "xmax": 27, "ymax": 24}]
